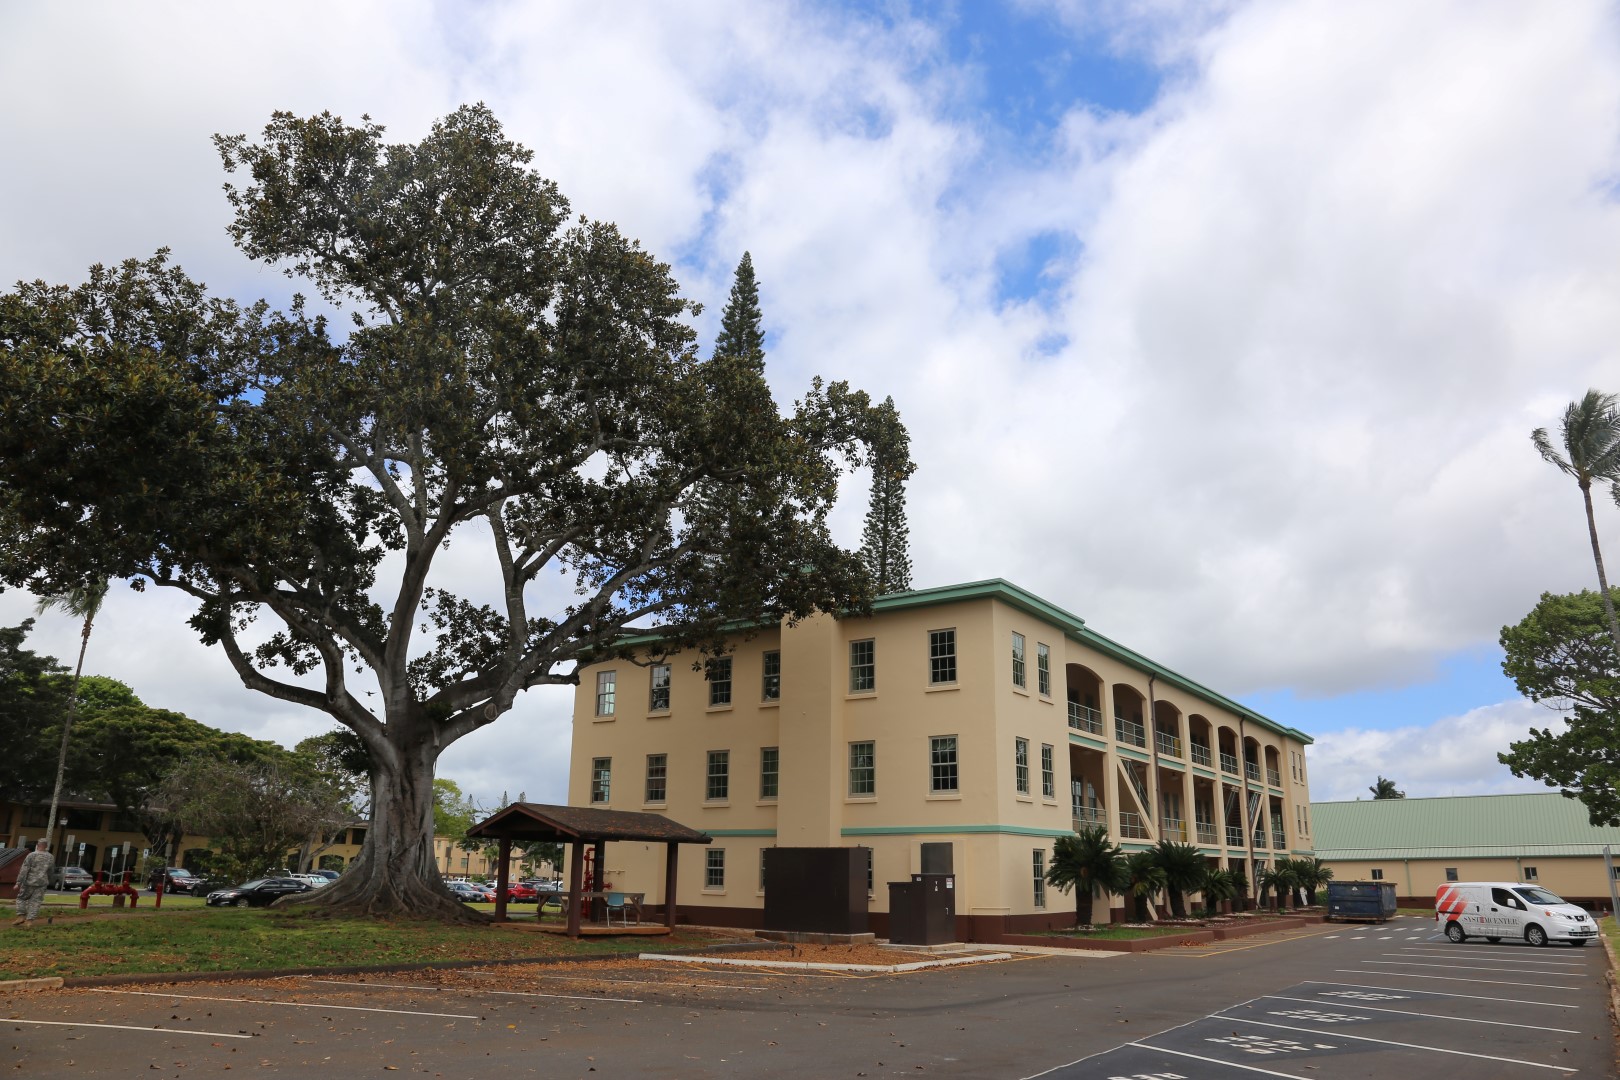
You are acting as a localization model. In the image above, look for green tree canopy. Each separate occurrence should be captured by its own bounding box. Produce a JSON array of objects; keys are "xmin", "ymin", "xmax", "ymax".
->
[
  {"xmin": 1369, "ymin": 775, "xmax": 1404, "ymax": 799},
  {"xmin": 0, "ymin": 620, "xmax": 68, "ymax": 803},
  {"xmin": 713, "ymin": 252, "xmax": 765, "ymax": 370},
  {"xmin": 1045, "ymin": 826, "xmax": 1126, "ymax": 927},
  {"xmin": 1531, "ymin": 391, "xmax": 1620, "ymax": 656},
  {"xmin": 0, "ymin": 105, "xmax": 908, "ymax": 919},
  {"xmin": 858, "ymin": 396, "xmax": 914, "ymax": 593}
]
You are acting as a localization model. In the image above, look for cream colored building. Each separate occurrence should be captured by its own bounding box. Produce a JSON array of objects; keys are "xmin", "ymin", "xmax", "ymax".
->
[{"xmin": 568, "ymin": 579, "xmax": 1315, "ymax": 937}]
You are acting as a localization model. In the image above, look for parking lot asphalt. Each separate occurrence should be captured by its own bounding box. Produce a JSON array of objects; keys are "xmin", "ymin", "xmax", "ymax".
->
[{"xmin": 3, "ymin": 915, "xmax": 1612, "ymax": 1078}]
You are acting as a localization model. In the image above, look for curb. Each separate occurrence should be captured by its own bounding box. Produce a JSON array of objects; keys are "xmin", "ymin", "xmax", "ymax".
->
[
  {"xmin": 639, "ymin": 951, "xmax": 1013, "ymax": 974},
  {"xmin": 46, "ymin": 939, "xmax": 777, "ymax": 989},
  {"xmin": 1598, "ymin": 916, "xmax": 1619, "ymax": 1071},
  {"xmin": 0, "ymin": 978, "xmax": 64, "ymax": 993}
]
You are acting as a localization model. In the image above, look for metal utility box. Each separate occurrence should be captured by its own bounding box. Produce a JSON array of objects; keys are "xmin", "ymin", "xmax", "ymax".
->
[
  {"xmin": 763, "ymin": 847, "xmax": 870, "ymax": 935},
  {"xmin": 1325, "ymin": 880, "xmax": 1397, "ymax": 923},
  {"xmin": 888, "ymin": 873, "xmax": 956, "ymax": 945}
]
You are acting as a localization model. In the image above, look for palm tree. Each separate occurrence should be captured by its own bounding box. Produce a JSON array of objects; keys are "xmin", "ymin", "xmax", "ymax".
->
[
  {"xmin": 35, "ymin": 577, "xmax": 108, "ymax": 857},
  {"xmin": 1149, "ymin": 839, "xmax": 1207, "ymax": 919},
  {"xmin": 1368, "ymin": 776, "xmax": 1404, "ymax": 800},
  {"xmin": 1295, "ymin": 857, "xmax": 1333, "ymax": 906},
  {"xmin": 1259, "ymin": 862, "xmax": 1301, "ymax": 913},
  {"xmin": 1124, "ymin": 851, "xmax": 1166, "ymax": 922},
  {"xmin": 1533, "ymin": 390, "xmax": 1620, "ymax": 657},
  {"xmin": 1198, "ymin": 866, "xmax": 1239, "ymax": 915},
  {"xmin": 1046, "ymin": 826, "xmax": 1127, "ymax": 926}
]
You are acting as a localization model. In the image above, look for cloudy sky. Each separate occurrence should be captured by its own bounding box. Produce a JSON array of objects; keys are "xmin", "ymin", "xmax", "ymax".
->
[{"xmin": 3, "ymin": 0, "xmax": 1617, "ymax": 810}]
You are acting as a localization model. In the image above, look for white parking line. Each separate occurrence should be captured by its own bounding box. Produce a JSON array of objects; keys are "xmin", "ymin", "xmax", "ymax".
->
[
  {"xmin": 306, "ymin": 978, "xmax": 642, "ymax": 1004},
  {"xmin": 1392, "ymin": 950, "xmax": 1589, "ymax": 967},
  {"xmin": 88, "ymin": 988, "xmax": 480, "ymax": 1020},
  {"xmin": 1335, "ymin": 969, "xmax": 1580, "ymax": 991},
  {"xmin": 1123, "ymin": 1042, "xmax": 1310, "ymax": 1079},
  {"xmin": 1226, "ymin": 1017, "xmax": 1576, "ymax": 1072},
  {"xmin": 5, "ymin": 1018, "xmax": 254, "ymax": 1039},
  {"xmin": 1261, "ymin": 994, "xmax": 1581, "ymax": 1033},
  {"xmin": 1306, "ymin": 979, "xmax": 1580, "ymax": 1009},
  {"xmin": 1358, "ymin": 960, "xmax": 1583, "ymax": 977}
]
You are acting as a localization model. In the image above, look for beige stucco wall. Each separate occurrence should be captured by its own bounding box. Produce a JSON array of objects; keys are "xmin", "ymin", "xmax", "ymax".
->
[
  {"xmin": 1324, "ymin": 856, "xmax": 1617, "ymax": 901},
  {"xmin": 568, "ymin": 590, "xmax": 1314, "ymax": 921}
]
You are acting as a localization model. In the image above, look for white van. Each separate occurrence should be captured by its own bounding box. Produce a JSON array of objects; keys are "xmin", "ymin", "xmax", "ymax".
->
[{"xmin": 1435, "ymin": 882, "xmax": 1598, "ymax": 947}]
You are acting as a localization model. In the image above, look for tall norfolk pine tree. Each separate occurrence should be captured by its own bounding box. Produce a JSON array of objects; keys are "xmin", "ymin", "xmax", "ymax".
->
[
  {"xmin": 859, "ymin": 396, "xmax": 914, "ymax": 593},
  {"xmin": 0, "ymin": 107, "xmax": 912, "ymax": 920},
  {"xmin": 713, "ymin": 252, "xmax": 765, "ymax": 370}
]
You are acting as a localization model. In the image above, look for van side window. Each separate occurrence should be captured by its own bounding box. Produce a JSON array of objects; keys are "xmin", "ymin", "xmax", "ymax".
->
[{"xmin": 1491, "ymin": 887, "xmax": 1519, "ymax": 908}]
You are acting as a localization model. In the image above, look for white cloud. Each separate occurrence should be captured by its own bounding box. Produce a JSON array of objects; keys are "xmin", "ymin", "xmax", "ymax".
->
[{"xmin": 1307, "ymin": 698, "xmax": 1566, "ymax": 803}]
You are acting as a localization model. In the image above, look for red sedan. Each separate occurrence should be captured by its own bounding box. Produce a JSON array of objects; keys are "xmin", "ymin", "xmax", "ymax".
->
[{"xmin": 499, "ymin": 882, "xmax": 538, "ymax": 902}]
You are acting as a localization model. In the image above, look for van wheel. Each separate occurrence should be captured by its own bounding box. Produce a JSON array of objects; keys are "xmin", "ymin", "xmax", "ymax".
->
[
  {"xmin": 1445, "ymin": 922, "xmax": 1466, "ymax": 943},
  {"xmin": 1525, "ymin": 924, "xmax": 1548, "ymax": 947}
]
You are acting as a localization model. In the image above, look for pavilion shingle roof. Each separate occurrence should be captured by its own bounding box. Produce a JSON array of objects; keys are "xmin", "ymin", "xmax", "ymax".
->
[
  {"xmin": 1311, "ymin": 793, "xmax": 1620, "ymax": 860},
  {"xmin": 466, "ymin": 803, "xmax": 711, "ymax": 845}
]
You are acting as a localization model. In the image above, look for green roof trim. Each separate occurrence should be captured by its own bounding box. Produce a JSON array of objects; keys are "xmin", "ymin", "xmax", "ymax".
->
[
  {"xmin": 874, "ymin": 579, "xmax": 1311, "ymax": 746},
  {"xmin": 1310, "ymin": 793, "xmax": 1620, "ymax": 860}
]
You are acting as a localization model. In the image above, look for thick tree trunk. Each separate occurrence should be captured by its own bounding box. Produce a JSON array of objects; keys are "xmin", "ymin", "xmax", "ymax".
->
[
  {"xmin": 1077, "ymin": 885, "xmax": 1093, "ymax": 927},
  {"xmin": 281, "ymin": 732, "xmax": 480, "ymax": 922},
  {"xmin": 1169, "ymin": 887, "xmax": 1186, "ymax": 919}
]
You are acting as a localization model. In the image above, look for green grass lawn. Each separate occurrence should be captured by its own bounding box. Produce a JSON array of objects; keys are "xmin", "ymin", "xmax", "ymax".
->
[
  {"xmin": 1, "ymin": 905, "xmax": 728, "ymax": 981},
  {"xmin": 1602, "ymin": 914, "xmax": 1616, "ymax": 949}
]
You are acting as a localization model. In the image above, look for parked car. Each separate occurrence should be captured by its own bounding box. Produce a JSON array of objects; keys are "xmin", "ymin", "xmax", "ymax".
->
[
  {"xmin": 148, "ymin": 866, "xmax": 203, "ymax": 894},
  {"xmin": 446, "ymin": 881, "xmax": 489, "ymax": 904},
  {"xmin": 527, "ymin": 879, "xmax": 564, "ymax": 894},
  {"xmin": 205, "ymin": 877, "xmax": 312, "ymax": 907},
  {"xmin": 52, "ymin": 865, "xmax": 94, "ymax": 891},
  {"xmin": 313, "ymin": 869, "xmax": 340, "ymax": 882},
  {"xmin": 292, "ymin": 873, "xmax": 330, "ymax": 888},
  {"xmin": 500, "ymin": 882, "xmax": 538, "ymax": 902}
]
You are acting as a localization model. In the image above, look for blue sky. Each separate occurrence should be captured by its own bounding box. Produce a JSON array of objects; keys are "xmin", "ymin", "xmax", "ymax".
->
[{"xmin": 2, "ymin": 0, "xmax": 1618, "ymax": 807}]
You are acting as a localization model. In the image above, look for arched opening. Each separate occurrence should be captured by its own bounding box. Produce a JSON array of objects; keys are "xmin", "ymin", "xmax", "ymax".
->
[
  {"xmin": 1263, "ymin": 746, "xmax": 1282, "ymax": 788},
  {"xmin": 1152, "ymin": 700, "xmax": 1183, "ymax": 758},
  {"xmin": 1065, "ymin": 664, "xmax": 1104, "ymax": 735},
  {"xmin": 1188, "ymin": 714, "xmax": 1214, "ymax": 768},
  {"xmin": 1112, "ymin": 684, "xmax": 1146, "ymax": 748}
]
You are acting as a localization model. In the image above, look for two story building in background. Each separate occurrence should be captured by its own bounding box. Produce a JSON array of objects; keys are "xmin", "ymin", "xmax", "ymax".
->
[{"xmin": 568, "ymin": 579, "xmax": 1315, "ymax": 938}]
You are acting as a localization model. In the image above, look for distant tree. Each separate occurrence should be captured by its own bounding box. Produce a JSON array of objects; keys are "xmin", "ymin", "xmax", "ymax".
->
[
  {"xmin": 1045, "ymin": 826, "xmax": 1126, "ymax": 927},
  {"xmin": 1197, "ymin": 866, "xmax": 1239, "ymax": 915},
  {"xmin": 858, "ymin": 397, "xmax": 914, "ymax": 593},
  {"xmin": 1369, "ymin": 776, "xmax": 1404, "ymax": 800},
  {"xmin": 1148, "ymin": 839, "xmax": 1206, "ymax": 919},
  {"xmin": 161, "ymin": 754, "xmax": 352, "ymax": 886},
  {"xmin": 1259, "ymin": 862, "xmax": 1301, "ymax": 912},
  {"xmin": 0, "ymin": 621, "xmax": 68, "ymax": 804},
  {"xmin": 1532, "ymin": 391, "xmax": 1620, "ymax": 656},
  {"xmin": 0, "ymin": 106, "xmax": 902, "ymax": 920},
  {"xmin": 1124, "ymin": 851, "xmax": 1166, "ymax": 922},
  {"xmin": 34, "ymin": 577, "xmax": 107, "ymax": 855},
  {"xmin": 432, "ymin": 778, "xmax": 481, "ymax": 848},
  {"xmin": 713, "ymin": 252, "xmax": 765, "ymax": 370},
  {"xmin": 1294, "ymin": 856, "xmax": 1333, "ymax": 906},
  {"xmin": 295, "ymin": 728, "xmax": 372, "ymax": 818}
]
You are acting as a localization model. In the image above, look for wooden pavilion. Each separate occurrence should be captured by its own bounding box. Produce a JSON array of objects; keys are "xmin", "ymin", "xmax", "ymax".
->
[{"xmin": 465, "ymin": 803, "xmax": 711, "ymax": 937}]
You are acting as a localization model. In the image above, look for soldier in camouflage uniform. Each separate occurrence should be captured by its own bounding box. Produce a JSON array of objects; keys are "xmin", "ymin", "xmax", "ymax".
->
[{"xmin": 13, "ymin": 839, "xmax": 54, "ymax": 927}]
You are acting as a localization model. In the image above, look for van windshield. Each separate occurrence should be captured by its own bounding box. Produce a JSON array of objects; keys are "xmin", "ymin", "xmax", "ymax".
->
[{"xmin": 1514, "ymin": 887, "xmax": 1564, "ymax": 906}]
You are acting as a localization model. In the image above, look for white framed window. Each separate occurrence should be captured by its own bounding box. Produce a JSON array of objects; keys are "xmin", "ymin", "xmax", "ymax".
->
[
  {"xmin": 760, "ymin": 747, "xmax": 779, "ymax": 800},
  {"xmin": 762, "ymin": 650, "xmax": 781, "ymax": 702},
  {"xmin": 930, "ymin": 736, "xmax": 959, "ymax": 793},
  {"xmin": 929, "ymin": 629, "xmax": 956, "ymax": 685},
  {"xmin": 1370, "ymin": 868, "xmax": 1384, "ymax": 880},
  {"xmin": 644, "ymin": 754, "xmax": 666, "ymax": 803},
  {"xmin": 649, "ymin": 664, "xmax": 671, "ymax": 712},
  {"xmin": 708, "ymin": 656, "xmax": 732, "ymax": 707},
  {"xmin": 1011, "ymin": 632, "xmax": 1026, "ymax": 688},
  {"xmin": 1445, "ymin": 867, "xmax": 1458, "ymax": 882},
  {"xmin": 590, "ymin": 757, "xmax": 612, "ymax": 803},
  {"xmin": 1040, "ymin": 744, "xmax": 1055, "ymax": 799},
  {"xmin": 595, "ymin": 671, "xmax": 617, "ymax": 716},
  {"xmin": 1014, "ymin": 737, "xmax": 1030, "ymax": 795},
  {"xmin": 1523, "ymin": 866, "xmax": 1538, "ymax": 881},
  {"xmin": 849, "ymin": 741, "xmax": 875, "ymax": 796},
  {"xmin": 1033, "ymin": 849, "xmax": 1046, "ymax": 908},
  {"xmin": 849, "ymin": 639, "xmax": 875, "ymax": 693},
  {"xmin": 1036, "ymin": 643, "xmax": 1050, "ymax": 697},
  {"xmin": 706, "ymin": 751, "xmax": 729, "ymax": 801},
  {"xmin": 705, "ymin": 848, "xmax": 725, "ymax": 889}
]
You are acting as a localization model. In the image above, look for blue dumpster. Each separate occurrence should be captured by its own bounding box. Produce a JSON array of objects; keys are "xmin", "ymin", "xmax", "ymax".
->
[{"xmin": 1325, "ymin": 880, "xmax": 1397, "ymax": 923}]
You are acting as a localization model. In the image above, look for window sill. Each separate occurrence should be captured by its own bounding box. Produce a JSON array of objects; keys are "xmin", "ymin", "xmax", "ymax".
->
[
  {"xmin": 1012, "ymin": 687, "xmax": 1030, "ymax": 698},
  {"xmin": 591, "ymin": 716, "xmax": 616, "ymax": 723},
  {"xmin": 925, "ymin": 793, "xmax": 962, "ymax": 802},
  {"xmin": 643, "ymin": 802, "xmax": 667, "ymax": 810},
  {"xmin": 1038, "ymin": 694, "xmax": 1053, "ymax": 704},
  {"xmin": 759, "ymin": 700, "xmax": 781, "ymax": 709},
  {"xmin": 756, "ymin": 798, "xmax": 778, "ymax": 806},
  {"xmin": 845, "ymin": 691, "xmax": 877, "ymax": 701},
  {"xmin": 1015, "ymin": 795, "xmax": 1034, "ymax": 803},
  {"xmin": 647, "ymin": 710, "xmax": 671, "ymax": 720},
  {"xmin": 924, "ymin": 683, "xmax": 959, "ymax": 693},
  {"xmin": 705, "ymin": 704, "xmax": 734, "ymax": 714},
  {"xmin": 845, "ymin": 795, "xmax": 878, "ymax": 804},
  {"xmin": 702, "ymin": 801, "xmax": 730, "ymax": 809},
  {"xmin": 702, "ymin": 888, "xmax": 726, "ymax": 896}
]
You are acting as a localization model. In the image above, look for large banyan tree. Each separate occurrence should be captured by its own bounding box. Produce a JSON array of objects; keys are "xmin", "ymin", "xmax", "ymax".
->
[{"xmin": 0, "ymin": 105, "xmax": 906, "ymax": 918}]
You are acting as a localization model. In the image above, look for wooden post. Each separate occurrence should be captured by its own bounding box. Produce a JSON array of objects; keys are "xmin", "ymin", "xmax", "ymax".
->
[
  {"xmin": 494, "ymin": 837, "xmax": 511, "ymax": 922},
  {"xmin": 664, "ymin": 842, "xmax": 679, "ymax": 929},
  {"xmin": 591, "ymin": 840, "xmax": 607, "ymax": 922},
  {"xmin": 566, "ymin": 839, "xmax": 585, "ymax": 939}
]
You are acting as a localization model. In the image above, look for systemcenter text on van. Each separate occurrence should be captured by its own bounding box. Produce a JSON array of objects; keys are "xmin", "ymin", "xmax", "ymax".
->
[{"xmin": 1435, "ymin": 882, "xmax": 1598, "ymax": 947}]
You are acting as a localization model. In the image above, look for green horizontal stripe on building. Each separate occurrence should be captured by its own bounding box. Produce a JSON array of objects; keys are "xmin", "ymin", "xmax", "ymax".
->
[
  {"xmin": 704, "ymin": 829, "xmax": 777, "ymax": 837},
  {"xmin": 841, "ymin": 824, "xmax": 1077, "ymax": 839},
  {"xmin": 1068, "ymin": 734, "xmax": 1107, "ymax": 750}
]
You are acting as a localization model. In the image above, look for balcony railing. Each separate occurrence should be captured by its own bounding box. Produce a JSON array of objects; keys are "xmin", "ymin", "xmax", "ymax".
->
[
  {"xmin": 1161, "ymin": 816, "xmax": 1187, "ymax": 842},
  {"xmin": 1252, "ymin": 830, "xmax": 1268, "ymax": 849},
  {"xmin": 1267, "ymin": 768, "xmax": 1282, "ymax": 788},
  {"xmin": 1155, "ymin": 732, "xmax": 1183, "ymax": 758},
  {"xmin": 1115, "ymin": 717, "xmax": 1146, "ymax": 748},
  {"xmin": 1245, "ymin": 761, "xmax": 1262, "ymax": 783},
  {"xmin": 1118, "ymin": 811, "xmax": 1150, "ymax": 839},
  {"xmin": 1191, "ymin": 742, "xmax": 1212, "ymax": 767},
  {"xmin": 1225, "ymin": 825, "xmax": 1244, "ymax": 846},
  {"xmin": 1220, "ymin": 752, "xmax": 1239, "ymax": 775},
  {"xmin": 1271, "ymin": 829, "xmax": 1287, "ymax": 850},
  {"xmin": 1072, "ymin": 805, "xmax": 1107, "ymax": 829},
  {"xmin": 1195, "ymin": 821, "xmax": 1218, "ymax": 845},
  {"xmin": 1068, "ymin": 702, "xmax": 1103, "ymax": 736}
]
